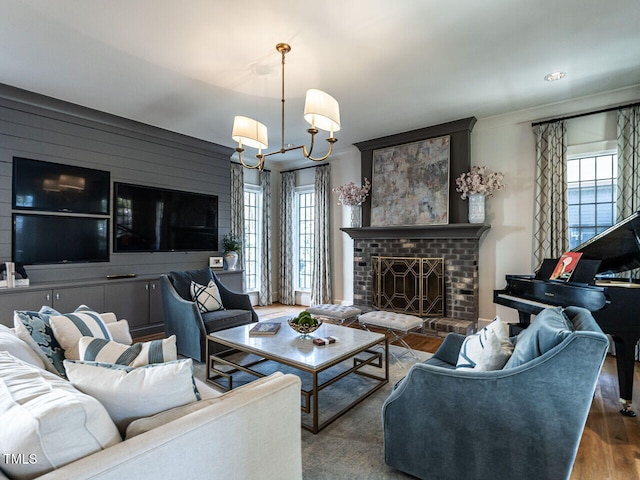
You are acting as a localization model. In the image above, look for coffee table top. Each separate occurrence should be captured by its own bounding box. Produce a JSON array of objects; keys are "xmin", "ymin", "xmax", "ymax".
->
[{"xmin": 207, "ymin": 322, "xmax": 385, "ymax": 371}]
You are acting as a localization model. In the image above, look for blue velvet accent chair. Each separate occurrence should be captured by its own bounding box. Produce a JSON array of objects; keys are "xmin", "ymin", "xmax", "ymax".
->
[
  {"xmin": 382, "ymin": 306, "xmax": 609, "ymax": 480},
  {"xmin": 160, "ymin": 268, "xmax": 258, "ymax": 362}
]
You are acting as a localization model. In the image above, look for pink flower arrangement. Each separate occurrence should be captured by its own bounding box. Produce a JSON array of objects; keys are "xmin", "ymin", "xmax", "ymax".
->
[
  {"xmin": 455, "ymin": 166, "xmax": 505, "ymax": 200},
  {"xmin": 332, "ymin": 178, "xmax": 372, "ymax": 206}
]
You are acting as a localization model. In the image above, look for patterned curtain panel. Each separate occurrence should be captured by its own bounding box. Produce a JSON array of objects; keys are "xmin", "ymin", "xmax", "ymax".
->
[
  {"xmin": 230, "ymin": 163, "xmax": 246, "ymax": 275},
  {"xmin": 311, "ymin": 164, "xmax": 332, "ymax": 305},
  {"xmin": 617, "ymin": 105, "xmax": 640, "ymax": 360},
  {"xmin": 532, "ymin": 121, "xmax": 568, "ymax": 271},
  {"xmin": 617, "ymin": 105, "xmax": 640, "ymax": 225},
  {"xmin": 258, "ymin": 170, "xmax": 272, "ymax": 306},
  {"xmin": 279, "ymin": 172, "xmax": 295, "ymax": 305}
]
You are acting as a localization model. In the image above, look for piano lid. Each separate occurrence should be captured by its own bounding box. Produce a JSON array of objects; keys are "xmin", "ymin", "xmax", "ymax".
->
[{"xmin": 573, "ymin": 210, "xmax": 640, "ymax": 274}]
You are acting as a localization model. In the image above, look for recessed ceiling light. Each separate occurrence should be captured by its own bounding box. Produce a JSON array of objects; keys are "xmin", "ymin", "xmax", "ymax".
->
[{"xmin": 544, "ymin": 71, "xmax": 566, "ymax": 82}]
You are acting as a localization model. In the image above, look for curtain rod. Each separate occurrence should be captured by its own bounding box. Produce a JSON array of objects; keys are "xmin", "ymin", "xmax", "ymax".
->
[
  {"xmin": 280, "ymin": 162, "xmax": 328, "ymax": 175},
  {"xmin": 531, "ymin": 100, "xmax": 640, "ymax": 127},
  {"xmin": 230, "ymin": 161, "xmax": 271, "ymax": 173}
]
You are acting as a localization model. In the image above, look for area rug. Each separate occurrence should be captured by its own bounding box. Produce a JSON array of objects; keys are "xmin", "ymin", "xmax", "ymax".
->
[{"xmin": 193, "ymin": 341, "xmax": 430, "ymax": 479}]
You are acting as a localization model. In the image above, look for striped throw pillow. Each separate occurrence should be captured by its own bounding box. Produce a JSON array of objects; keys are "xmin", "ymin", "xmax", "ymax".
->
[
  {"xmin": 49, "ymin": 311, "xmax": 112, "ymax": 360},
  {"xmin": 78, "ymin": 335, "xmax": 177, "ymax": 367},
  {"xmin": 190, "ymin": 280, "xmax": 224, "ymax": 313}
]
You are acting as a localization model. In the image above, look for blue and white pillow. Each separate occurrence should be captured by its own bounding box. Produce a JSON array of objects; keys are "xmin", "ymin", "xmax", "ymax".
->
[
  {"xmin": 49, "ymin": 310, "xmax": 112, "ymax": 360},
  {"xmin": 13, "ymin": 308, "xmax": 67, "ymax": 376},
  {"xmin": 78, "ymin": 335, "xmax": 177, "ymax": 367},
  {"xmin": 456, "ymin": 316, "xmax": 514, "ymax": 371},
  {"xmin": 190, "ymin": 280, "xmax": 224, "ymax": 313}
]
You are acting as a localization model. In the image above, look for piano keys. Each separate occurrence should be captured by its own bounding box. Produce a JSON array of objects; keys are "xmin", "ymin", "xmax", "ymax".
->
[{"xmin": 495, "ymin": 210, "xmax": 640, "ymax": 417}]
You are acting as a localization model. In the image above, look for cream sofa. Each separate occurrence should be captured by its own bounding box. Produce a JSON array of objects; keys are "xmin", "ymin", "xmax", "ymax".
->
[{"xmin": 0, "ymin": 323, "xmax": 303, "ymax": 480}]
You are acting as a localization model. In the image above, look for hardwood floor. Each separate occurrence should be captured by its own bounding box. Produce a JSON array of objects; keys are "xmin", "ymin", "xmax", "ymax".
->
[{"xmin": 255, "ymin": 303, "xmax": 640, "ymax": 480}]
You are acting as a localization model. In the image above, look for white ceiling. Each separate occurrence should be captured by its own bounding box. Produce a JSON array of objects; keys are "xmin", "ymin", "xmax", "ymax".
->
[{"xmin": 1, "ymin": 0, "xmax": 640, "ymax": 168}]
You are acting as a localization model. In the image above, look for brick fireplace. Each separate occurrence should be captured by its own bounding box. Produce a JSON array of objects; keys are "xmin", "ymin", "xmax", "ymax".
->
[
  {"xmin": 346, "ymin": 117, "xmax": 484, "ymax": 332},
  {"xmin": 343, "ymin": 224, "xmax": 489, "ymax": 326}
]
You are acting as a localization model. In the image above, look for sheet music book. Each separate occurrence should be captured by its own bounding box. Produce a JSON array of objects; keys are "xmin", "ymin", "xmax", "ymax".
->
[{"xmin": 549, "ymin": 252, "xmax": 583, "ymax": 281}]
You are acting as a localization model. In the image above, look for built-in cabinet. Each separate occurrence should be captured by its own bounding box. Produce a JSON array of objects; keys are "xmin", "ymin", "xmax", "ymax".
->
[
  {"xmin": 0, "ymin": 270, "xmax": 245, "ymax": 337},
  {"xmin": 0, "ymin": 285, "xmax": 105, "ymax": 327},
  {"xmin": 0, "ymin": 277, "xmax": 158, "ymax": 336},
  {"xmin": 104, "ymin": 279, "xmax": 164, "ymax": 337}
]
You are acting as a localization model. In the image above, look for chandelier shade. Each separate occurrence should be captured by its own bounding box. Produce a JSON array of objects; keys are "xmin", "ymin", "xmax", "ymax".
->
[
  {"xmin": 232, "ymin": 43, "xmax": 341, "ymax": 170},
  {"xmin": 304, "ymin": 89, "xmax": 341, "ymax": 135},
  {"xmin": 231, "ymin": 116, "xmax": 268, "ymax": 151}
]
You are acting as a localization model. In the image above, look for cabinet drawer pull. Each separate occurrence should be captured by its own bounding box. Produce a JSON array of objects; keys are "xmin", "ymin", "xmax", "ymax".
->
[
  {"xmin": 46, "ymin": 293, "xmax": 51, "ymax": 302},
  {"xmin": 145, "ymin": 284, "xmax": 149, "ymax": 291},
  {"xmin": 55, "ymin": 293, "xmax": 60, "ymax": 301}
]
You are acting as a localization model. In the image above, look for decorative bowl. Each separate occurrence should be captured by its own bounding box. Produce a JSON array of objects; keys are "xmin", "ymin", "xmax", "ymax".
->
[{"xmin": 288, "ymin": 317, "xmax": 323, "ymax": 336}]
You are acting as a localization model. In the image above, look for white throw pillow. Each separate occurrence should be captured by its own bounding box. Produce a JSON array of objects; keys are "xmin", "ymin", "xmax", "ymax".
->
[
  {"xmin": 190, "ymin": 280, "xmax": 224, "ymax": 313},
  {"xmin": 64, "ymin": 358, "xmax": 201, "ymax": 433},
  {"xmin": 78, "ymin": 335, "xmax": 177, "ymax": 367},
  {"xmin": 0, "ymin": 351, "xmax": 121, "ymax": 480},
  {"xmin": 105, "ymin": 320, "xmax": 133, "ymax": 345},
  {"xmin": 456, "ymin": 316, "xmax": 514, "ymax": 371},
  {"xmin": 0, "ymin": 324, "xmax": 45, "ymax": 369},
  {"xmin": 49, "ymin": 310, "xmax": 112, "ymax": 360}
]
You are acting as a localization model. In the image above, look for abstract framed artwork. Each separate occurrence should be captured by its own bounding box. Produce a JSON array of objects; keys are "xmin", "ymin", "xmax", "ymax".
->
[{"xmin": 371, "ymin": 135, "xmax": 450, "ymax": 226}]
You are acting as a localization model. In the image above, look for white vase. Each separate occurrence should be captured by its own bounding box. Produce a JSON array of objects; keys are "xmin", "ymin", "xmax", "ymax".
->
[
  {"xmin": 224, "ymin": 252, "xmax": 239, "ymax": 270},
  {"xmin": 350, "ymin": 204, "xmax": 362, "ymax": 228},
  {"xmin": 468, "ymin": 193, "xmax": 486, "ymax": 224}
]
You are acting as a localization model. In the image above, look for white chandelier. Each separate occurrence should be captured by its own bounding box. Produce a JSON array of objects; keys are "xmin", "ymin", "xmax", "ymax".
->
[{"xmin": 231, "ymin": 43, "xmax": 341, "ymax": 171}]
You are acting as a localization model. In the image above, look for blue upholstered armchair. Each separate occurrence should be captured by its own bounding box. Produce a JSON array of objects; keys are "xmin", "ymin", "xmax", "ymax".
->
[
  {"xmin": 382, "ymin": 306, "xmax": 609, "ymax": 480},
  {"xmin": 160, "ymin": 268, "xmax": 258, "ymax": 362}
]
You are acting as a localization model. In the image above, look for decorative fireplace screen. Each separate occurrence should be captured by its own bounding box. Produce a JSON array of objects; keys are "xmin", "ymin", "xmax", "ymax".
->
[{"xmin": 372, "ymin": 256, "xmax": 444, "ymax": 317}]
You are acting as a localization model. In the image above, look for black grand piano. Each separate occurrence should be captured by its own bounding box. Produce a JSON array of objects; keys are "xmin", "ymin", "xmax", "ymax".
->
[{"xmin": 495, "ymin": 211, "xmax": 640, "ymax": 416}]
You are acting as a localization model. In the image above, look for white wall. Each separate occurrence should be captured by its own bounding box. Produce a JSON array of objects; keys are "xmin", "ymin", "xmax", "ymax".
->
[
  {"xmin": 267, "ymin": 85, "xmax": 640, "ymax": 315},
  {"xmin": 474, "ymin": 85, "xmax": 640, "ymax": 323}
]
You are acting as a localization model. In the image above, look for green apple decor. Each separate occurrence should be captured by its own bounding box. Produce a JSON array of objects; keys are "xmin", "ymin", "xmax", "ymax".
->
[{"xmin": 288, "ymin": 311, "xmax": 322, "ymax": 337}]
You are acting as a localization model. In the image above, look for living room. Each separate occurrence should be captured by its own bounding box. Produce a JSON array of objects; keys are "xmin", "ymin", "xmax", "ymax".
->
[{"xmin": 0, "ymin": 1, "xmax": 639, "ymax": 479}]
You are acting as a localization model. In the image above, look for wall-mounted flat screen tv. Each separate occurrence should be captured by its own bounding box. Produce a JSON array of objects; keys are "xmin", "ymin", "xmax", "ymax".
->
[
  {"xmin": 113, "ymin": 183, "xmax": 218, "ymax": 252},
  {"xmin": 13, "ymin": 214, "xmax": 109, "ymax": 265},
  {"xmin": 13, "ymin": 157, "xmax": 110, "ymax": 214}
]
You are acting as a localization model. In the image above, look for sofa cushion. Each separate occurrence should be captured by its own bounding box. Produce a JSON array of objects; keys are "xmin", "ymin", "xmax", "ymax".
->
[
  {"xmin": 190, "ymin": 280, "xmax": 224, "ymax": 313},
  {"xmin": 456, "ymin": 316, "xmax": 514, "ymax": 371},
  {"xmin": 13, "ymin": 309, "xmax": 66, "ymax": 377},
  {"xmin": 504, "ymin": 307, "xmax": 574, "ymax": 369},
  {"xmin": 169, "ymin": 268, "xmax": 214, "ymax": 302},
  {"xmin": 64, "ymin": 358, "xmax": 201, "ymax": 434},
  {"xmin": 49, "ymin": 310, "xmax": 112, "ymax": 360},
  {"xmin": 0, "ymin": 324, "xmax": 45, "ymax": 370},
  {"xmin": 78, "ymin": 335, "xmax": 177, "ymax": 367},
  {"xmin": 105, "ymin": 320, "xmax": 133, "ymax": 345},
  {"xmin": 203, "ymin": 309, "xmax": 253, "ymax": 333},
  {"xmin": 0, "ymin": 351, "xmax": 121, "ymax": 480}
]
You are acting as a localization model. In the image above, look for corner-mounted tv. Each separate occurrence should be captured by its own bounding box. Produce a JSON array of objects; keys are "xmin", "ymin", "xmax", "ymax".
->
[
  {"xmin": 114, "ymin": 183, "xmax": 218, "ymax": 252},
  {"xmin": 13, "ymin": 214, "xmax": 109, "ymax": 265},
  {"xmin": 13, "ymin": 157, "xmax": 110, "ymax": 214}
]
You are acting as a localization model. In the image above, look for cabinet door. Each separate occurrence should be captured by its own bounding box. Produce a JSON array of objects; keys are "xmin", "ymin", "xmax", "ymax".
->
[
  {"xmin": 148, "ymin": 280, "xmax": 164, "ymax": 325},
  {"xmin": 0, "ymin": 290, "xmax": 53, "ymax": 327},
  {"xmin": 53, "ymin": 285, "xmax": 105, "ymax": 313},
  {"xmin": 105, "ymin": 281, "xmax": 150, "ymax": 328}
]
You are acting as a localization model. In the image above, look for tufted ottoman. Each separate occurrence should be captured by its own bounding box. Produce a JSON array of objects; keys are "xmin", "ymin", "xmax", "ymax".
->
[
  {"xmin": 305, "ymin": 304, "xmax": 362, "ymax": 326},
  {"xmin": 359, "ymin": 311, "xmax": 424, "ymax": 363}
]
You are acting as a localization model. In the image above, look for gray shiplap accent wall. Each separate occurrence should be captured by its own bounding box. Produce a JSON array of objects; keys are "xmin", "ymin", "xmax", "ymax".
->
[{"xmin": 0, "ymin": 84, "xmax": 233, "ymax": 283}]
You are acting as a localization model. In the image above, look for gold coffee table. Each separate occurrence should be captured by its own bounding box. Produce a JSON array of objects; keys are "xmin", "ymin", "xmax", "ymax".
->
[{"xmin": 206, "ymin": 322, "xmax": 388, "ymax": 433}]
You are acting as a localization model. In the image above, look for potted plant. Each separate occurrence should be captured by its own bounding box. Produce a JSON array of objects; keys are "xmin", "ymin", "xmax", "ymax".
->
[{"xmin": 222, "ymin": 233, "xmax": 242, "ymax": 270}]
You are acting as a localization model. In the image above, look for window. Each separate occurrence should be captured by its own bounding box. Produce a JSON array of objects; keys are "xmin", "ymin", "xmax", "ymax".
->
[
  {"xmin": 567, "ymin": 151, "xmax": 617, "ymax": 249},
  {"xmin": 295, "ymin": 188, "xmax": 315, "ymax": 291},
  {"xmin": 243, "ymin": 185, "xmax": 262, "ymax": 292}
]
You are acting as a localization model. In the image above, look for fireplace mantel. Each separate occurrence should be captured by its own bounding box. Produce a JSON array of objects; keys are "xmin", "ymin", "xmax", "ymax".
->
[{"xmin": 341, "ymin": 223, "xmax": 490, "ymax": 240}]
